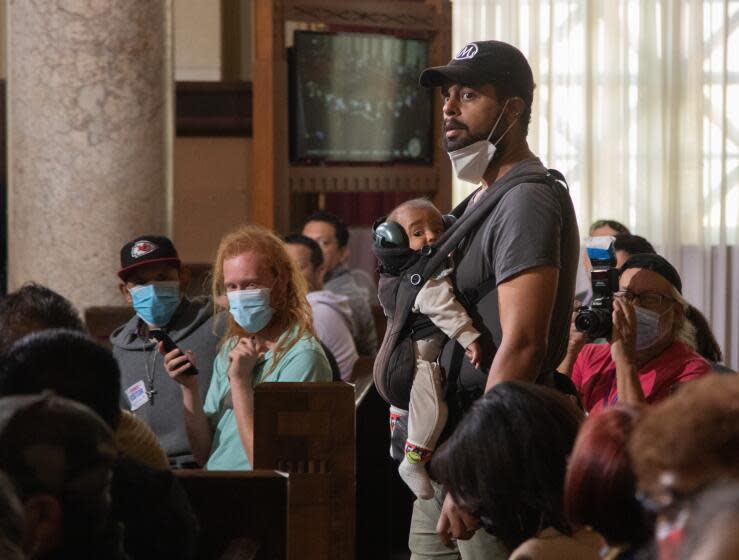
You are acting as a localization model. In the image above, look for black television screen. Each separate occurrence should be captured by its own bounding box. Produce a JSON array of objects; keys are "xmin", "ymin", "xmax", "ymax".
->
[{"xmin": 290, "ymin": 31, "xmax": 433, "ymax": 164}]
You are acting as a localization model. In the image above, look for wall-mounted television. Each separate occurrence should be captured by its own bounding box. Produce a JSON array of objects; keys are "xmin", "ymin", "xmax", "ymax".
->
[{"xmin": 290, "ymin": 31, "xmax": 433, "ymax": 164}]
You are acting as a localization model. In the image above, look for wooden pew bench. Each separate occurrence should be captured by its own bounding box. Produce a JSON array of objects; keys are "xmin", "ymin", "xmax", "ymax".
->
[
  {"xmin": 253, "ymin": 382, "xmax": 355, "ymax": 560},
  {"xmin": 175, "ymin": 469, "xmax": 288, "ymax": 560},
  {"xmin": 85, "ymin": 302, "xmax": 368, "ymax": 559}
]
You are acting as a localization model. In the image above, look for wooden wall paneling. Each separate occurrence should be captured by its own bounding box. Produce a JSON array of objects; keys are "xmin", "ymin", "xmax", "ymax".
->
[
  {"xmin": 175, "ymin": 81, "xmax": 252, "ymax": 137},
  {"xmin": 283, "ymin": 0, "xmax": 441, "ymax": 31},
  {"xmin": 427, "ymin": 0, "xmax": 453, "ymax": 213},
  {"xmin": 253, "ymin": 0, "xmax": 452, "ymax": 231},
  {"xmin": 289, "ymin": 165, "xmax": 439, "ymax": 194},
  {"xmin": 253, "ymin": 0, "xmax": 290, "ymax": 233},
  {"xmin": 1, "ymin": 80, "xmax": 6, "ymax": 295}
]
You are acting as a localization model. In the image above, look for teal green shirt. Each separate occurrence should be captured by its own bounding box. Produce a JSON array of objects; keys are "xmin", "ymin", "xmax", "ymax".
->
[{"xmin": 203, "ymin": 327, "xmax": 332, "ymax": 470}]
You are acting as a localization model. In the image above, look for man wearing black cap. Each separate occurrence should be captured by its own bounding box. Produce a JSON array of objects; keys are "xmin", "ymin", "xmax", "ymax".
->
[
  {"xmin": 570, "ymin": 253, "xmax": 710, "ymax": 414},
  {"xmin": 111, "ymin": 234, "xmax": 222, "ymax": 468},
  {"xmin": 414, "ymin": 41, "xmax": 579, "ymax": 557}
]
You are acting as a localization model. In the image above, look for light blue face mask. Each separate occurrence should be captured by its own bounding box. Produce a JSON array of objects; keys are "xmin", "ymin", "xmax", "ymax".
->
[
  {"xmin": 128, "ymin": 281, "xmax": 181, "ymax": 327},
  {"xmin": 227, "ymin": 288, "xmax": 274, "ymax": 333}
]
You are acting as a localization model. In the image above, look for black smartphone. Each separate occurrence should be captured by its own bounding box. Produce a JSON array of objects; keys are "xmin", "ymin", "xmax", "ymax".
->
[{"xmin": 149, "ymin": 329, "xmax": 199, "ymax": 376}]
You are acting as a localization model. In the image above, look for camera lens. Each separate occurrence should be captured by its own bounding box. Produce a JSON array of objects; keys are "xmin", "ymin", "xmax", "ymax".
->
[
  {"xmin": 575, "ymin": 312, "xmax": 596, "ymax": 333},
  {"xmin": 575, "ymin": 307, "xmax": 612, "ymax": 339}
]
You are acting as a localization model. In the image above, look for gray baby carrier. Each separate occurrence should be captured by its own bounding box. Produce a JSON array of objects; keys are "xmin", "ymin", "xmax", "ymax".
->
[{"xmin": 372, "ymin": 169, "xmax": 568, "ymax": 409}]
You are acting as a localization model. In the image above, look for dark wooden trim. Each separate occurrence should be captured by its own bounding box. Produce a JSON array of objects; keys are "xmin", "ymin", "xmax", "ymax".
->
[
  {"xmin": 175, "ymin": 81, "xmax": 252, "ymax": 137},
  {"xmin": 1, "ymin": 79, "xmax": 6, "ymax": 295}
]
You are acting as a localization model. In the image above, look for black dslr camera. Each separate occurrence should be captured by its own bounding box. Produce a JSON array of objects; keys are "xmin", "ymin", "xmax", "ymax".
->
[{"xmin": 575, "ymin": 238, "xmax": 619, "ymax": 339}]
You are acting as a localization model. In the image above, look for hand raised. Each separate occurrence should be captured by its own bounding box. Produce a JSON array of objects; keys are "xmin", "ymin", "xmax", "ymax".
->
[
  {"xmin": 228, "ymin": 336, "xmax": 268, "ymax": 382},
  {"xmin": 610, "ymin": 298, "xmax": 637, "ymax": 367}
]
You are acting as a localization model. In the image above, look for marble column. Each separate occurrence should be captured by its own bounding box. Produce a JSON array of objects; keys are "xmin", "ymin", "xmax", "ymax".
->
[{"xmin": 7, "ymin": 0, "xmax": 173, "ymax": 312}]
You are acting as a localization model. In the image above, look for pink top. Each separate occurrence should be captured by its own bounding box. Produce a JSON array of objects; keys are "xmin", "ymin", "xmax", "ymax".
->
[{"xmin": 572, "ymin": 341, "xmax": 710, "ymax": 413}]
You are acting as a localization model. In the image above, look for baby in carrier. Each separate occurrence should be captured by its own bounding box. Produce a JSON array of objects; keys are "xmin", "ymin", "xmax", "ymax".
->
[{"xmin": 374, "ymin": 198, "xmax": 481, "ymax": 499}]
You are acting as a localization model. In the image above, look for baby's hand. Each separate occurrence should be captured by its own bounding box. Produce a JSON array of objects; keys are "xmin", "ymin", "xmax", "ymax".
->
[{"xmin": 465, "ymin": 340, "xmax": 482, "ymax": 370}]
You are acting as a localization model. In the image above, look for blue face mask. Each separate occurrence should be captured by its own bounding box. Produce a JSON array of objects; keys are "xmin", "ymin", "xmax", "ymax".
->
[
  {"xmin": 129, "ymin": 281, "xmax": 181, "ymax": 327},
  {"xmin": 227, "ymin": 288, "xmax": 274, "ymax": 333}
]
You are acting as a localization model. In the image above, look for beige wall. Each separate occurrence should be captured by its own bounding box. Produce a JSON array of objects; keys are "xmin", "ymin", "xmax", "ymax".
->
[
  {"xmin": 1, "ymin": 1, "xmax": 236, "ymax": 80},
  {"xmin": 173, "ymin": 0, "xmax": 222, "ymax": 80},
  {"xmin": 0, "ymin": 1, "xmax": 5, "ymax": 79},
  {"xmin": 173, "ymin": 137, "xmax": 252, "ymax": 264}
]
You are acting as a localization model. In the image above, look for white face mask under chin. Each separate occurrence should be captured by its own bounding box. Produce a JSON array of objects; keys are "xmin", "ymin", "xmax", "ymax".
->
[{"xmin": 447, "ymin": 99, "xmax": 516, "ymax": 185}]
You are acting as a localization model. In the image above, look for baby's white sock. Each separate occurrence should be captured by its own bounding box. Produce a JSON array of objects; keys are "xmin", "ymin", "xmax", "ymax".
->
[{"xmin": 399, "ymin": 457, "xmax": 434, "ymax": 500}]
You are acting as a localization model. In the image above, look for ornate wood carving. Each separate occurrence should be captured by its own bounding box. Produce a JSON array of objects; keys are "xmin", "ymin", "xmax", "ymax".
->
[
  {"xmin": 284, "ymin": 1, "xmax": 439, "ymax": 31},
  {"xmin": 289, "ymin": 166, "xmax": 437, "ymax": 193}
]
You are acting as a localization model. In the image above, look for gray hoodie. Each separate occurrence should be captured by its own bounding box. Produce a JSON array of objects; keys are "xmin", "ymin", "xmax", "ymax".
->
[{"xmin": 110, "ymin": 296, "xmax": 224, "ymax": 465}]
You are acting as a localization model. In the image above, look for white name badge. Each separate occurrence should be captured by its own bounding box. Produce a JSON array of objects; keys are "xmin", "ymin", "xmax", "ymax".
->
[{"xmin": 125, "ymin": 380, "xmax": 149, "ymax": 411}]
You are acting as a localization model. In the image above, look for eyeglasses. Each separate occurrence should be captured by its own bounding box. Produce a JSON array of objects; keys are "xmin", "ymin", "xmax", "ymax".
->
[{"xmin": 614, "ymin": 289, "xmax": 676, "ymax": 308}]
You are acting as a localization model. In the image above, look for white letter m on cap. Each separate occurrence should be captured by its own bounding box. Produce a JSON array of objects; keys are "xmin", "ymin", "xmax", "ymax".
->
[{"xmin": 454, "ymin": 43, "xmax": 478, "ymax": 60}]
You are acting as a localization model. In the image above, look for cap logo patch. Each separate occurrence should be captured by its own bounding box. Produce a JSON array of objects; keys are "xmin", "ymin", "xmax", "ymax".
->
[
  {"xmin": 131, "ymin": 241, "xmax": 157, "ymax": 259},
  {"xmin": 454, "ymin": 43, "xmax": 478, "ymax": 60}
]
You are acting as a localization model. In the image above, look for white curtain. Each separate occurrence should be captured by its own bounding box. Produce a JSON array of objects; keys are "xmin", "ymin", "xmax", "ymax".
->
[{"xmin": 451, "ymin": 0, "xmax": 739, "ymax": 369}]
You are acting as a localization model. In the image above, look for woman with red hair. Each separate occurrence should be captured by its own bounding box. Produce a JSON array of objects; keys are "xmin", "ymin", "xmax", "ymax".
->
[
  {"xmin": 164, "ymin": 225, "xmax": 332, "ymax": 470},
  {"xmin": 565, "ymin": 405, "xmax": 653, "ymax": 559}
]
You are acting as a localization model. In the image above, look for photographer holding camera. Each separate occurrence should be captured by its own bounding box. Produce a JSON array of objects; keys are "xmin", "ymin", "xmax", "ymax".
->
[{"xmin": 561, "ymin": 253, "xmax": 710, "ymax": 413}]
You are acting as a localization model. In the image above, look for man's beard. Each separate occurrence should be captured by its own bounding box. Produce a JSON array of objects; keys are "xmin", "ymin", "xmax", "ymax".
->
[
  {"xmin": 441, "ymin": 118, "xmax": 508, "ymax": 164},
  {"xmin": 441, "ymin": 118, "xmax": 485, "ymax": 152}
]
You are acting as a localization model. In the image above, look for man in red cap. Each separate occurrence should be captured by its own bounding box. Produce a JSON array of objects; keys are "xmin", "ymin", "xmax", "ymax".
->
[{"xmin": 111, "ymin": 234, "xmax": 223, "ymax": 468}]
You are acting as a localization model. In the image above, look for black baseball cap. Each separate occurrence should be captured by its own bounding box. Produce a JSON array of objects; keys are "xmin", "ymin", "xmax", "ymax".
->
[
  {"xmin": 419, "ymin": 40, "xmax": 534, "ymax": 104},
  {"xmin": 620, "ymin": 253, "xmax": 682, "ymax": 294},
  {"xmin": 118, "ymin": 235, "xmax": 181, "ymax": 280}
]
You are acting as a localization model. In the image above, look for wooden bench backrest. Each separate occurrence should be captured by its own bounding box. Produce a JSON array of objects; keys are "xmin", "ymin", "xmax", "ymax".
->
[
  {"xmin": 85, "ymin": 306, "xmax": 134, "ymax": 350},
  {"xmin": 253, "ymin": 382, "xmax": 355, "ymax": 560},
  {"xmin": 175, "ymin": 470, "xmax": 288, "ymax": 560}
]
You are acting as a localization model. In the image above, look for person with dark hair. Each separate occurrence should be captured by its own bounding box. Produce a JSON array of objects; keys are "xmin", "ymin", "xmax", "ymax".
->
[
  {"xmin": 565, "ymin": 254, "xmax": 710, "ymax": 412},
  {"xmin": 629, "ymin": 374, "xmax": 739, "ymax": 560},
  {"xmin": 431, "ymin": 382, "xmax": 596, "ymax": 559},
  {"xmin": 0, "ymin": 393, "xmax": 126, "ymax": 560},
  {"xmin": 0, "ymin": 330, "xmax": 199, "ymax": 560},
  {"xmin": 684, "ymin": 305, "xmax": 734, "ymax": 372},
  {"xmin": 612, "ymin": 234, "xmax": 656, "ymax": 267},
  {"xmin": 0, "ymin": 471, "xmax": 24, "ymax": 560},
  {"xmin": 0, "ymin": 329, "xmax": 167, "ymax": 469},
  {"xmin": 565, "ymin": 405, "xmax": 651, "ymax": 559},
  {"xmin": 563, "ymin": 233, "xmax": 657, "ymax": 371},
  {"xmin": 415, "ymin": 40, "xmax": 580, "ymax": 557},
  {"xmin": 284, "ymin": 233, "xmax": 358, "ymax": 381},
  {"xmin": 302, "ymin": 211, "xmax": 378, "ymax": 356},
  {"xmin": 0, "ymin": 282, "xmax": 85, "ymax": 354},
  {"xmin": 111, "ymin": 234, "xmax": 222, "ymax": 468},
  {"xmin": 0, "ymin": 286, "xmax": 168, "ymax": 470}
]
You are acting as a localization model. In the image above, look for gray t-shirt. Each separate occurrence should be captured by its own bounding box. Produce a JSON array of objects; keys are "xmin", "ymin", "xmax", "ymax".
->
[{"xmin": 439, "ymin": 157, "xmax": 580, "ymax": 420}]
